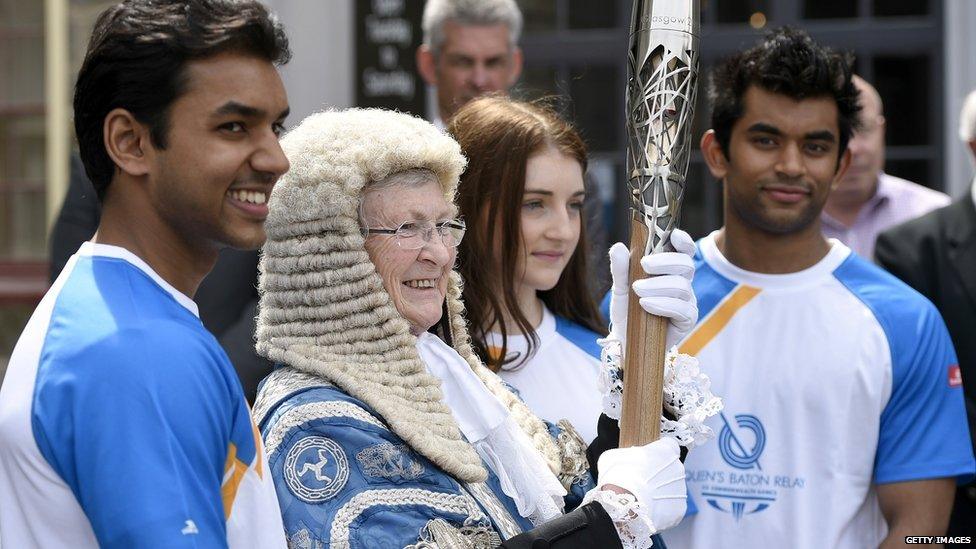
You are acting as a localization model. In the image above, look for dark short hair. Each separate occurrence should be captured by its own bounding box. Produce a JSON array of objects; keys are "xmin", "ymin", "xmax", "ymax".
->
[
  {"xmin": 709, "ymin": 26, "xmax": 860, "ymax": 161},
  {"xmin": 73, "ymin": 0, "xmax": 291, "ymax": 200}
]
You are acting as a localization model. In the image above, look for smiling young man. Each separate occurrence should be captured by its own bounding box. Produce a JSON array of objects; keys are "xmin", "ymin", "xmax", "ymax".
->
[
  {"xmin": 0, "ymin": 1, "xmax": 291, "ymax": 547},
  {"xmin": 666, "ymin": 28, "xmax": 975, "ymax": 548}
]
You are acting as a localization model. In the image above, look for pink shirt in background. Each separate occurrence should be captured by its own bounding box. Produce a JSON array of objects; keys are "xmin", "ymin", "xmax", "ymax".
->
[{"xmin": 821, "ymin": 172, "xmax": 951, "ymax": 260}]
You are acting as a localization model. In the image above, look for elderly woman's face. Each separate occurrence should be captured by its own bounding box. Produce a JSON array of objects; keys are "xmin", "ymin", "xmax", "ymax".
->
[{"xmin": 362, "ymin": 179, "xmax": 457, "ymax": 333}]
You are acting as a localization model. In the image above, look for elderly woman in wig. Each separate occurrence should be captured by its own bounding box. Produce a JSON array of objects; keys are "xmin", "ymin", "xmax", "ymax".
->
[
  {"xmin": 253, "ymin": 109, "xmax": 717, "ymax": 548},
  {"xmin": 449, "ymin": 96, "xmax": 705, "ymax": 446}
]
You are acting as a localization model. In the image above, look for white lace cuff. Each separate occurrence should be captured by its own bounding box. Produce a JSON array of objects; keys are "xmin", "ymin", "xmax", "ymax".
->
[
  {"xmin": 597, "ymin": 335, "xmax": 626, "ymax": 420},
  {"xmin": 582, "ymin": 489, "xmax": 658, "ymax": 549},
  {"xmin": 661, "ymin": 352, "xmax": 723, "ymax": 448},
  {"xmin": 597, "ymin": 337, "xmax": 723, "ymax": 448}
]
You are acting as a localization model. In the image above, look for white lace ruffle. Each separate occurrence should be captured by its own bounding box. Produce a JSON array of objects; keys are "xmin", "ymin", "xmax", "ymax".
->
[
  {"xmin": 471, "ymin": 415, "xmax": 566, "ymax": 526},
  {"xmin": 598, "ymin": 335, "xmax": 626, "ymax": 420},
  {"xmin": 597, "ymin": 336, "xmax": 723, "ymax": 448},
  {"xmin": 416, "ymin": 332, "xmax": 566, "ymax": 525},
  {"xmin": 582, "ymin": 489, "xmax": 657, "ymax": 549},
  {"xmin": 661, "ymin": 352, "xmax": 723, "ymax": 448}
]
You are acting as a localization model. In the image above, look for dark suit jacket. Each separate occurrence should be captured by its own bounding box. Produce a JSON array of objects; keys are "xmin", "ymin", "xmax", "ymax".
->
[
  {"xmin": 50, "ymin": 155, "xmax": 273, "ymax": 402},
  {"xmin": 876, "ymin": 194, "xmax": 976, "ymax": 535}
]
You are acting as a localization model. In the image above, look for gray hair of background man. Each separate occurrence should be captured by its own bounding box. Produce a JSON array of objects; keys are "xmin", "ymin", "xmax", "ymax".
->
[
  {"xmin": 959, "ymin": 89, "xmax": 976, "ymax": 143},
  {"xmin": 422, "ymin": 0, "xmax": 523, "ymax": 55}
]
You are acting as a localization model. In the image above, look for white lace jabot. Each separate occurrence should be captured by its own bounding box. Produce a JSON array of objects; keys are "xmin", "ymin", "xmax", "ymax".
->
[{"xmin": 415, "ymin": 332, "xmax": 566, "ymax": 524}]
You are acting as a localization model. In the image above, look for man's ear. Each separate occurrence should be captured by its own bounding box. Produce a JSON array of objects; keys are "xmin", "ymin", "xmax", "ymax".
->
[
  {"xmin": 507, "ymin": 46, "xmax": 523, "ymax": 87},
  {"xmin": 967, "ymin": 139, "xmax": 976, "ymax": 161},
  {"xmin": 700, "ymin": 130, "xmax": 729, "ymax": 181},
  {"xmin": 103, "ymin": 108, "xmax": 152, "ymax": 178},
  {"xmin": 416, "ymin": 45, "xmax": 438, "ymax": 86}
]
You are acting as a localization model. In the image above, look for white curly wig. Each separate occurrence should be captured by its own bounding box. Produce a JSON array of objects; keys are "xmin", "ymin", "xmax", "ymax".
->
[{"xmin": 254, "ymin": 108, "xmax": 563, "ymax": 483}]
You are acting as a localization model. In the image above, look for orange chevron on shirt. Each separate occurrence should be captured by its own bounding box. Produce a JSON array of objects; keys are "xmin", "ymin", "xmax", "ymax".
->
[
  {"xmin": 679, "ymin": 285, "xmax": 761, "ymax": 357},
  {"xmin": 221, "ymin": 420, "xmax": 265, "ymax": 518}
]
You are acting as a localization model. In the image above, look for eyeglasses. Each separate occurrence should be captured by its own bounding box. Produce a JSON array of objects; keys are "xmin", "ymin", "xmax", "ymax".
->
[{"xmin": 365, "ymin": 219, "xmax": 466, "ymax": 249}]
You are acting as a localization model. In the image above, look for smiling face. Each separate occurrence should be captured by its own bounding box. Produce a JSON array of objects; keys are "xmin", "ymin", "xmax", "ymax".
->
[
  {"xmin": 512, "ymin": 147, "xmax": 585, "ymax": 295},
  {"xmin": 362, "ymin": 179, "xmax": 457, "ymax": 333},
  {"xmin": 704, "ymin": 85, "xmax": 851, "ymax": 236},
  {"xmin": 147, "ymin": 51, "xmax": 290, "ymax": 251}
]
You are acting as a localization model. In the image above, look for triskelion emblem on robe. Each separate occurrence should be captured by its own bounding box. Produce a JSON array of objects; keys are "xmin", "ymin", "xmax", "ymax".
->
[{"xmin": 284, "ymin": 436, "xmax": 349, "ymax": 503}]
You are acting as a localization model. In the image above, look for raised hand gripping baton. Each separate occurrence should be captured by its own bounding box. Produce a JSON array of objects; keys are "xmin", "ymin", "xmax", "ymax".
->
[{"xmin": 619, "ymin": 0, "xmax": 700, "ymax": 448}]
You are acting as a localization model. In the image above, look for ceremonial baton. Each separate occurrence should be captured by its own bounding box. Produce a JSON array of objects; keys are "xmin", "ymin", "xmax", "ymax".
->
[{"xmin": 619, "ymin": 0, "xmax": 700, "ymax": 447}]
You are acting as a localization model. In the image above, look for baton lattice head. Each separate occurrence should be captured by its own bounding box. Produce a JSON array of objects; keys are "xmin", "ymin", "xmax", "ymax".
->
[{"xmin": 627, "ymin": 39, "xmax": 698, "ymax": 255}]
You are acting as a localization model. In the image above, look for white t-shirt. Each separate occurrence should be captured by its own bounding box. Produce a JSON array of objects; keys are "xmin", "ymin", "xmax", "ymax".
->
[
  {"xmin": 488, "ymin": 306, "xmax": 605, "ymax": 442},
  {"xmin": 0, "ymin": 243, "xmax": 285, "ymax": 548},
  {"xmin": 667, "ymin": 233, "xmax": 975, "ymax": 548}
]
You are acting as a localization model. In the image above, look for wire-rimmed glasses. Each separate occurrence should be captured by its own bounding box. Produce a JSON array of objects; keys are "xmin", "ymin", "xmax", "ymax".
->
[{"xmin": 364, "ymin": 219, "xmax": 466, "ymax": 249}]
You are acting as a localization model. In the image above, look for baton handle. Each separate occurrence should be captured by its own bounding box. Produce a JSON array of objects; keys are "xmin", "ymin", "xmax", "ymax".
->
[{"xmin": 619, "ymin": 218, "xmax": 668, "ymax": 448}]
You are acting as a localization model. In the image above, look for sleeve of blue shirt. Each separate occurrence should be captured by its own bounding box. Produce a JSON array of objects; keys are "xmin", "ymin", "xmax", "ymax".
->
[
  {"xmin": 31, "ymin": 321, "xmax": 237, "ymax": 548},
  {"xmin": 875, "ymin": 302, "xmax": 976, "ymax": 485}
]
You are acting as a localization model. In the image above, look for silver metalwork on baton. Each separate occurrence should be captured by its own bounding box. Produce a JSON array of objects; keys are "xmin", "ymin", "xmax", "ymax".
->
[{"xmin": 627, "ymin": 0, "xmax": 700, "ymax": 255}]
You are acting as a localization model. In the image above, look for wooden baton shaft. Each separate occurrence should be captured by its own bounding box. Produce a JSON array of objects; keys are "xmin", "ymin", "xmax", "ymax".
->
[{"xmin": 619, "ymin": 218, "xmax": 669, "ymax": 448}]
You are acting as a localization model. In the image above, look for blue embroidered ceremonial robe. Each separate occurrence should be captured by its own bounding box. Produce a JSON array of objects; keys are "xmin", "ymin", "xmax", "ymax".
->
[{"xmin": 254, "ymin": 367, "xmax": 596, "ymax": 548}]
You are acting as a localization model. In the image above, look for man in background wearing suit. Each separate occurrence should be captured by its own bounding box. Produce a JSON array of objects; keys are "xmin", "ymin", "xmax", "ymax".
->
[{"xmin": 876, "ymin": 88, "xmax": 976, "ymax": 537}]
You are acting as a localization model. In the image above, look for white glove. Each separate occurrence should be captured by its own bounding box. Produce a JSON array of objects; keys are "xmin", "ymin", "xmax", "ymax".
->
[
  {"xmin": 596, "ymin": 438, "xmax": 687, "ymax": 533},
  {"xmin": 608, "ymin": 229, "xmax": 698, "ymax": 349}
]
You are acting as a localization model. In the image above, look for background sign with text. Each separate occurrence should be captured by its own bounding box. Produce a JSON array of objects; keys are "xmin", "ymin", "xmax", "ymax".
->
[{"xmin": 355, "ymin": 0, "xmax": 425, "ymax": 116}]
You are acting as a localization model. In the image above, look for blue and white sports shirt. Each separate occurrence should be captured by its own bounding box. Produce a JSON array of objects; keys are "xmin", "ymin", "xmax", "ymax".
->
[
  {"xmin": 490, "ymin": 306, "xmax": 604, "ymax": 442},
  {"xmin": 668, "ymin": 233, "xmax": 975, "ymax": 548},
  {"xmin": 0, "ymin": 243, "xmax": 285, "ymax": 548}
]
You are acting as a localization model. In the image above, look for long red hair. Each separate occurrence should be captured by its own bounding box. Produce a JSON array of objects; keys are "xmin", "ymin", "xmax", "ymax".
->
[{"xmin": 449, "ymin": 95, "xmax": 607, "ymax": 372}]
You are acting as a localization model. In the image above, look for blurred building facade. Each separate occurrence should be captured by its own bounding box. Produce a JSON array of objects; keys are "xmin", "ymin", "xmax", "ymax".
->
[{"xmin": 2, "ymin": 0, "xmax": 976, "ymax": 366}]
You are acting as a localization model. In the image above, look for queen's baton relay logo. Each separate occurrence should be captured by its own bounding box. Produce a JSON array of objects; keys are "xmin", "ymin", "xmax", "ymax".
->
[
  {"xmin": 687, "ymin": 412, "xmax": 806, "ymax": 521},
  {"xmin": 719, "ymin": 413, "xmax": 766, "ymax": 469}
]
